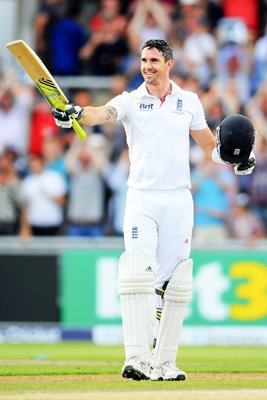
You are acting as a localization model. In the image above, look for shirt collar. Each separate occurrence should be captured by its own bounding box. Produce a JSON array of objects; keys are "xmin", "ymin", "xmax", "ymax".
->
[{"xmin": 136, "ymin": 80, "xmax": 183, "ymax": 99}]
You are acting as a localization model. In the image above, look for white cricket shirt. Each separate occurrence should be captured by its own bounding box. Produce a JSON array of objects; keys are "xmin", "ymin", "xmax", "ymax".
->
[
  {"xmin": 20, "ymin": 170, "xmax": 67, "ymax": 226},
  {"xmin": 108, "ymin": 80, "xmax": 207, "ymax": 190}
]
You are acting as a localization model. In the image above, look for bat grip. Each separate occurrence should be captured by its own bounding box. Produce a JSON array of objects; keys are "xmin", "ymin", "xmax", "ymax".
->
[{"xmin": 72, "ymin": 118, "xmax": 87, "ymax": 139}]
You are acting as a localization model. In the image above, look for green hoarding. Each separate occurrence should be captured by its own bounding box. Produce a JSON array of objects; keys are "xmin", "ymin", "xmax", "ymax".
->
[
  {"xmin": 60, "ymin": 249, "xmax": 123, "ymax": 327},
  {"xmin": 59, "ymin": 249, "xmax": 267, "ymax": 328}
]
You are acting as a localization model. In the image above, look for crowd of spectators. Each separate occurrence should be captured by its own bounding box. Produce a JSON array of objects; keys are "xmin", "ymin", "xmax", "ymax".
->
[{"xmin": 0, "ymin": 0, "xmax": 267, "ymax": 244}]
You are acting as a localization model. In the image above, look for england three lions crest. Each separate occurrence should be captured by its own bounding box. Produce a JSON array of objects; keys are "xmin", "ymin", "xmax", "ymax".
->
[{"xmin": 176, "ymin": 98, "xmax": 183, "ymax": 113}]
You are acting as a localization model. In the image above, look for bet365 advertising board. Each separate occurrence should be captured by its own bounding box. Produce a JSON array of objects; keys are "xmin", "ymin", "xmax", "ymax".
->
[{"xmin": 59, "ymin": 248, "xmax": 267, "ymax": 345}]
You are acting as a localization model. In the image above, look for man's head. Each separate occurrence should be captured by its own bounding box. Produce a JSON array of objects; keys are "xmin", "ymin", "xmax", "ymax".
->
[
  {"xmin": 142, "ymin": 40, "xmax": 173, "ymax": 62},
  {"xmin": 0, "ymin": 89, "xmax": 15, "ymax": 111},
  {"xmin": 141, "ymin": 40, "xmax": 174, "ymax": 86},
  {"xmin": 28, "ymin": 154, "xmax": 44, "ymax": 174}
]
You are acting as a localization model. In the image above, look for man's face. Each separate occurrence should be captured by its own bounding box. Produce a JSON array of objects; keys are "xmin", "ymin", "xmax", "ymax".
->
[
  {"xmin": 0, "ymin": 167, "xmax": 9, "ymax": 183},
  {"xmin": 140, "ymin": 47, "xmax": 173, "ymax": 85},
  {"xmin": 28, "ymin": 156, "xmax": 43, "ymax": 174}
]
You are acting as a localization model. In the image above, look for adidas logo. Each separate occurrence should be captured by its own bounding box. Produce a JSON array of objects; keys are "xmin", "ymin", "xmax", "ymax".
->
[{"xmin": 145, "ymin": 266, "xmax": 153, "ymax": 272}]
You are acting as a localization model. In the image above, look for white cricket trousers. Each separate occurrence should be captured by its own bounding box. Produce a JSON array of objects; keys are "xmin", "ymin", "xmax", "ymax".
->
[{"xmin": 123, "ymin": 187, "xmax": 194, "ymax": 288}]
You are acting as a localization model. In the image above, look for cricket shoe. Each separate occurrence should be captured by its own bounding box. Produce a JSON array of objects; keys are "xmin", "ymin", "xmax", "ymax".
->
[
  {"xmin": 122, "ymin": 357, "xmax": 150, "ymax": 381},
  {"xmin": 150, "ymin": 362, "xmax": 186, "ymax": 381}
]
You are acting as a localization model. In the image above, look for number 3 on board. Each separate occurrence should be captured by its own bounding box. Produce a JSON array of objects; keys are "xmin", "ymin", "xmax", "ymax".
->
[{"xmin": 230, "ymin": 262, "xmax": 267, "ymax": 320}]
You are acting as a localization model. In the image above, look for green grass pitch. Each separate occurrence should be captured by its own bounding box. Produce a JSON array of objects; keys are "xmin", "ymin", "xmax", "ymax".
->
[{"xmin": 0, "ymin": 342, "xmax": 267, "ymax": 399}]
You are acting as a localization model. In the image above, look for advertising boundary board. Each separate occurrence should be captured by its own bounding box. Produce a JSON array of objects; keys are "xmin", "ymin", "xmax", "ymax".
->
[
  {"xmin": 59, "ymin": 248, "xmax": 267, "ymax": 345},
  {"xmin": 0, "ymin": 241, "xmax": 266, "ymax": 345}
]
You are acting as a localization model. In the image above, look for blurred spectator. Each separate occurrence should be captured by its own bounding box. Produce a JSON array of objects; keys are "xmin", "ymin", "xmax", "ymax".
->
[
  {"xmin": 178, "ymin": 0, "xmax": 206, "ymax": 22},
  {"xmin": 20, "ymin": 154, "xmax": 67, "ymax": 239},
  {"xmin": 251, "ymin": 27, "xmax": 267, "ymax": 95},
  {"xmin": 216, "ymin": 42, "xmax": 251, "ymax": 108},
  {"xmin": 200, "ymin": 82, "xmax": 227, "ymax": 131},
  {"xmin": 46, "ymin": 2, "xmax": 88, "ymax": 75},
  {"xmin": 227, "ymin": 192, "xmax": 265, "ymax": 245},
  {"xmin": 28, "ymin": 92, "xmax": 60, "ymax": 156},
  {"xmin": 174, "ymin": 0, "xmax": 208, "ymax": 47},
  {"xmin": 35, "ymin": 0, "xmax": 87, "ymax": 75},
  {"xmin": 201, "ymin": 79, "xmax": 240, "ymax": 121},
  {"xmin": 122, "ymin": 34, "xmax": 143, "ymax": 90},
  {"xmin": 222, "ymin": 0, "xmax": 259, "ymax": 39},
  {"xmin": 90, "ymin": 144, "xmax": 130, "ymax": 235},
  {"xmin": 205, "ymin": 0, "xmax": 224, "ymax": 33},
  {"xmin": 129, "ymin": 0, "xmax": 176, "ymax": 16},
  {"xmin": 191, "ymin": 156, "xmax": 236, "ymax": 244},
  {"xmin": 182, "ymin": 12, "xmax": 217, "ymax": 89},
  {"xmin": 99, "ymin": 74, "xmax": 128, "ymax": 159},
  {"xmin": 171, "ymin": 71, "xmax": 202, "ymax": 96},
  {"xmin": 168, "ymin": 31, "xmax": 186, "ymax": 79},
  {"xmin": 245, "ymin": 81, "xmax": 267, "ymax": 139},
  {"xmin": 0, "ymin": 151, "xmax": 21, "ymax": 235},
  {"xmin": 35, "ymin": 0, "xmax": 66, "ymax": 68},
  {"xmin": 127, "ymin": 0, "xmax": 171, "ymax": 46},
  {"xmin": 204, "ymin": 98, "xmax": 226, "ymax": 134},
  {"xmin": 79, "ymin": 0, "xmax": 129, "ymax": 75},
  {"xmin": 0, "ymin": 86, "xmax": 33, "ymax": 156},
  {"xmin": 105, "ymin": 146, "xmax": 129, "ymax": 235},
  {"xmin": 245, "ymin": 137, "xmax": 267, "ymax": 232},
  {"xmin": 64, "ymin": 136, "xmax": 107, "ymax": 237},
  {"xmin": 41, "ymin": 135, "xmax": 69, "ymax": 185}
]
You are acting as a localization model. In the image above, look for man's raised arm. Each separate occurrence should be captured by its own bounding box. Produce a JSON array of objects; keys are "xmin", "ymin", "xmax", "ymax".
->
[{"xmin": 52, "ymin": 104, "xmax": 118, "ymax": 129}]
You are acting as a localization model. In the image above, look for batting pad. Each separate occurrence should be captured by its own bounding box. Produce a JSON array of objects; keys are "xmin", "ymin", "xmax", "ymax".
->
[
  {"xmin": 151, "ymin": 258, "xmax": 193, "ymax": 369},
  {"xmin": 118, "ymin": 251, "xmax": 155, "ymax": 363}
]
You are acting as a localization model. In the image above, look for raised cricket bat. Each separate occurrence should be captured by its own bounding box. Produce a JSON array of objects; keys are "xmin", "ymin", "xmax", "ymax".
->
[{"xmin": 6, "ymin": 39, "xmax": 86, "ymax": 139}]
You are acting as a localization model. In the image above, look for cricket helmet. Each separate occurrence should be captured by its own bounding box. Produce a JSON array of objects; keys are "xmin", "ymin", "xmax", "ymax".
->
[{"xmin": 216, "ymin": 114, "xmax": 256, "ymax": 164}]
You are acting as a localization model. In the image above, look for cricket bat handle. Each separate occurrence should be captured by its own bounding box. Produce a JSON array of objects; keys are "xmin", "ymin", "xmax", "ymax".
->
[{"xmin": 72, "ymin": 118, "xmax": 87, "ymax": 140}]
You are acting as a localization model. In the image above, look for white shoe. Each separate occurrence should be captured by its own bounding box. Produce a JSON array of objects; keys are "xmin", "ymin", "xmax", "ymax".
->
[
  {"xmin": 150, "ymin": 362, "xmax": 186, "ymax": 381},
  {"xmin": 122, "ymin": 357, "xmax": 150, "ymax": 381}
]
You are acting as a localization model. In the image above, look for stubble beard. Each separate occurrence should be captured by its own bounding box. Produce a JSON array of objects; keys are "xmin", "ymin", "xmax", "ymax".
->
[{"xmin": 143, "ymin": 72, "xmax": 159, "ymax": 87}]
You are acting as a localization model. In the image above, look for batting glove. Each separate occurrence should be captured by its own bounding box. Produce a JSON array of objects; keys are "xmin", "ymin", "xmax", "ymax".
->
[
  {"xmin": 52, "ymin": 104, "xmax": 84, "ymax": 129},
  {"xmin": 234, "ymin": 154, "xmax": 256, "ymax": 175}
]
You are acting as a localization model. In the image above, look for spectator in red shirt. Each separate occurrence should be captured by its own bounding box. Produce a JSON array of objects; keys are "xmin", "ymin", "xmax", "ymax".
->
[{"xmin": 28, "ymin": 92, "xmax": 60, "ymax": 156}]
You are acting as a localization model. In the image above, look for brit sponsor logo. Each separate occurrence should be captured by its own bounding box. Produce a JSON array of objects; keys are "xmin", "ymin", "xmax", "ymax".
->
[{"xmin": 139, "ymin": 102, "xmax": 154, "ymax": 111}]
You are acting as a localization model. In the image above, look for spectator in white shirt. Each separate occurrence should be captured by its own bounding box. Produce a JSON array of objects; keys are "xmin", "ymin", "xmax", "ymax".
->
[{"xmin": 20, "ymin": 154, "xmax": 67, "ymax": 238}]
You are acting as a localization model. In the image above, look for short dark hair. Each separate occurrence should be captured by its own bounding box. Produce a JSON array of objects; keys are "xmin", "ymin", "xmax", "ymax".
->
[{"xmin": 142, "ymin": 39, "xmax": 173, "ymax": 61}]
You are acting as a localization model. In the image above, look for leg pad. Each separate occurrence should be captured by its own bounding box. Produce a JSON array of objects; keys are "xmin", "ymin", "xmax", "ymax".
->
[
  {"xmin": 118, "ymin": 251, "xmax": 155, "ymax": 365},
  {"xmin": 119, "ymin": 251, "xmax": 155, "ymax": 295}
]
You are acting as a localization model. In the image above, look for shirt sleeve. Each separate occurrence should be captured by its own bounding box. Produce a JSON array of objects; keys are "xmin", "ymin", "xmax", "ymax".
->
[
  {"xmin": 190, "ymin": 93, "xmax": 208, "ymax": 131},
  {"xmin": 106, "ymin": 91, "xmax": 129, "ymax": 122}
]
